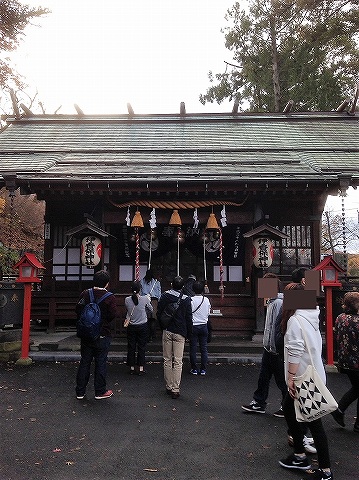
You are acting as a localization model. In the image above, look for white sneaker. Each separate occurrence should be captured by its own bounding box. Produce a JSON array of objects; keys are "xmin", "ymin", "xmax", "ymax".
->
[
  {"xmin": 303, "ymin": 435, "xmax": 317, "ymax": 454},
  {"xmin": 287, "ymin": 435, "xmax": 317, "ymax": 454}
]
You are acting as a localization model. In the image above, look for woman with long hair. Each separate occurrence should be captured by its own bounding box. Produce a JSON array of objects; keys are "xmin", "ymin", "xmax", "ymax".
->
[
  {"xmin": 331, "ymin": 291, "xmax": 359, "ymax": 432},
  {"xmin": 279, "ymin": 282, "xmax": 333, "ymax": 480},
  {"xmin": 124, "ymin": 281, "xmax": 153, "ymax": 375}
]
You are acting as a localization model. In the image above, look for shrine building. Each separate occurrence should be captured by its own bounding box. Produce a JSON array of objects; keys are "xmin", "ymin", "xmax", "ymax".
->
[{"xmin": 0, "ymin": 104, "xmax": 358, "ymax": 337}]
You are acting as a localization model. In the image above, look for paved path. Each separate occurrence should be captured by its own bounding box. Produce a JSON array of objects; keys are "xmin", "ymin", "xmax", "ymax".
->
[{"xmin": 1, "ymin": 362, "xmax": 358, "ymax": 480}]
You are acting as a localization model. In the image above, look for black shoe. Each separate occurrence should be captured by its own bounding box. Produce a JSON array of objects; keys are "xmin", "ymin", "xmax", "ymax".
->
[
  {"xmin": 331, "ymin": 409, "xmax": 345, "ymax": 427},
  {"xmin": 302, "ymin": 468, "xmax": 333, "ymax": 480},
  {"xmin": 166, "ymin": 388, "xmax": 172, "ymax": 396},
  {"xmin": 279, "ymin": 453, "xmax": 311, "ymax": 471},
  {"xmin": 354, "ymin": 422, "xmax": 359, "ymax": 433},
  {"xmin": 171, "ymin": 392, "xmax": 180, "ymax": 399},
  {"xmin": 241, "ymin": 400, "xmax": 265, "ymax": 414},
  {"xmin": 273, "ymin": 407, "xmax": 285, "ymax": 418}
]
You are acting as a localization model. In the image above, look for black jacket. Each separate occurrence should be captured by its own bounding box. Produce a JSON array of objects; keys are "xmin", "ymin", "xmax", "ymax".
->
[{"xmin": 157, "ymin": 289, "xmax": 193, "ymax": 339}]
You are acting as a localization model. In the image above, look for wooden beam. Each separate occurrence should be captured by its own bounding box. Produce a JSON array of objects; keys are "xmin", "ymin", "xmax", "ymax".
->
[
  {"xmin": 348, "ymin": 85, "xmax": 359, "ymax": 115},
  {"xmin": 232, "ymin": 99, "xmax": 239, "ymax": 114},
  {"xmin": 9, "ymin": 89, "xmax": 20, "ymax": 119},
  {"xmin": 336, "ymin": 98, "xmax": 350, "ymax": 112},
  {"xmin": 74, "ymin": 104, "xmax": 84, "ymax": 116},
  {"xmin": 283, "ymin": 100, "xmax": 294, "ymax": 113},
  {"xmin": 20, "ymin": 104, "xmax": 34, "ymax": 117}
]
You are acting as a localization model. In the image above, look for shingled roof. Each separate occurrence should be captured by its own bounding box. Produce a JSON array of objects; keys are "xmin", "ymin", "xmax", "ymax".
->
[{"xmin": 0, "ymin": 111, "xmax": 358, "ymax": 189}]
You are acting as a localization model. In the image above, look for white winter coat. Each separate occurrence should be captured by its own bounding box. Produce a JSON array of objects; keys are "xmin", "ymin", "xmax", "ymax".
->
[{"xmin": 284, "ymin": 307, "xmax": 326, "ymax": 384}]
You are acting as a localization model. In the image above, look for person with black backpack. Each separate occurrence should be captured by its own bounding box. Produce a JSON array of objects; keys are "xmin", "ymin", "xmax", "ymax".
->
[
  {"xmin": 75, "ymin": 270, "xmax": 118, "ymax": 400},
  {"xmin": 157, "ymin": 276, "xmax": 192, "ymax": 399}
]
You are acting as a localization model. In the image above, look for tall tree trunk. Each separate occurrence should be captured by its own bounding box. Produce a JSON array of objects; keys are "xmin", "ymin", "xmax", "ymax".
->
[
  {"xmin": 269, "ymin": 14, "xmax": 281, "ymax": 112},
  {"xmin": 325, "ymin": 211, "xmax": 336, "ymax": 257}
]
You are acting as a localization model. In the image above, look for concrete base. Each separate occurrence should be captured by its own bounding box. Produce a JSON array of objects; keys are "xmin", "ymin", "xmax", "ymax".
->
[
  {"xmin": 15, "ymin": 357, "xmax": 33, "ymax": 366},
  {"xmin": 325, "ymin": 364, "xmax": 339, "ymax": 373}
]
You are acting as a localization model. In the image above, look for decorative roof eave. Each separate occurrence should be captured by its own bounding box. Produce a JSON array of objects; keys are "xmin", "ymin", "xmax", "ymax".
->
[
  {"xmin": 65, "ymin": 218, "xmax": 109, "ymax": 238},
  {"xmin": 242, "ymin": 223, "xmax": 289, "ymax": 240}
]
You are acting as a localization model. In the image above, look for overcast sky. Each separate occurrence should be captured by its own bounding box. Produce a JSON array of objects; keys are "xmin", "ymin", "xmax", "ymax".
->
[{"xmin": 12, "ymin": 0, "xmax": 232, "ymax": 114}]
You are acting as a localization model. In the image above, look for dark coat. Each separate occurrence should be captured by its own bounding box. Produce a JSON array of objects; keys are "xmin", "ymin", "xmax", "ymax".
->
[
  {"xmin": 157, "ymin": 289, "xmax": 193, "ymax": 339},
  {"xmin": 76, "ymin": 288, "xmax": 118, "ymax": 337}
]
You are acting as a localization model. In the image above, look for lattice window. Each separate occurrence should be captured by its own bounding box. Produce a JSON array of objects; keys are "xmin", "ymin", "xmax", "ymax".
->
[
  {"xmin": 271, "ymin": 225, "xmax": 312, "ymax": 275},
  {"xmin": 51, "ymin": 225, "xmax": 109, "ymax": 281}
]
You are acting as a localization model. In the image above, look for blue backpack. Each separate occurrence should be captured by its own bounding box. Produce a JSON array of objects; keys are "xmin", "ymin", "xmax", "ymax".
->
[{"xmin": 76, "ymin": 288, "xmax": 113, "ymax": 340}]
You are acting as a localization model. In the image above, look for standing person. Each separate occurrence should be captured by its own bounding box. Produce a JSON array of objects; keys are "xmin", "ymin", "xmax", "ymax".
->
[
  {"xmin": 286, "ymin": 270, "xmax": 317, "ymax": 452},
  {"xmin": 331, "ymin": 291, "xmax": 359, "ymax": 432},
  {"xmin": 242, "ymin": 273, "xmax": 286, "ymax": 417},
  {"xmin": 189, "ymin": 280, "xmax": 211, "ymax": 376},
  {"xmin": 75, "ymin": 270, "xmax": 117, "ymax": 400},
  {"xmin": 157, "ymin": 276, "xmax": 192, "ymax": 399},
  {"xmin": 291, "ymin": 267, "xmax": 308, "ymax": 286},
  {"xmin": 240, "ymin": 268, "xmax": 306, "ymax": 413},
  {"xmin": 279, "ymin": 283, "xmax": 333, "ymax": 480},
  {"xmin": 182, "ymin": 274, "xmax": 196, "ymax": 297},
  {"xmin": 140, "ymin": 269, "xmax": 161, "ymax": 341},
  {"xmin": 124, "ymin": 281, "xmax": 153, "ymax": 375}
]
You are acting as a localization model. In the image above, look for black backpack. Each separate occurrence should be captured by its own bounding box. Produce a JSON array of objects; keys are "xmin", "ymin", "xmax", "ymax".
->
[
  {"xmin": 76, "ymin": 288, "xmax": 113, "ymax": 340},
  {"xmin": 159, "ymin": 292, "xmax": 183, "ymax": 330}
]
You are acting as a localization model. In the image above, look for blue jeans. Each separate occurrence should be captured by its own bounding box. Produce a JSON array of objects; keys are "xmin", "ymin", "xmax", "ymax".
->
[
  {"xmin": 189, "ymin": 324, "xmax": 208, "ymax": 371},
  {"xmin": 76, "ymin": 336, "xmax": 111, "ymax": 397},
  {"xmin": 253, "ymin": 349, "xmax": 287, "ymax": 407}
]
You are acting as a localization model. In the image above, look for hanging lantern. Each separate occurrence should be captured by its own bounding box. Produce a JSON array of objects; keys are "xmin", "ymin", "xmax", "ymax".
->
[
  {"xmin": 169, "ymin": 209, "xmax": 182, "ymax": 226},
  {"xmin": 252, "ymin": 237, "xmax": 274, "ymax": 268},
  {"xmin": 81, "ymin": 236, "xmax": 102, "ymax": 267}
]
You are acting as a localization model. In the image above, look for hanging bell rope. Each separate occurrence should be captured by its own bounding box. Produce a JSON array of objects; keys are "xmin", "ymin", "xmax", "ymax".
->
[
  {"xmin": 219, "ymin": 228, "xmax": 224, "ymax": 299},
  {"xmin": 203, "ymin": 232, "xmax": 208, "ymax": 291},
  {"xmin": 168, "ymin": 209, "xmax": 182, "ymax": 276},
  {"xmin": 177, "ymin": 227, "xmax": 181, "ymax": 276},
  {"xmin": 135, "ymin": 228, "xmax": 140, "ymax": 281},
  {"xmin": 131, "ymin": 210, "xmax": 144, "ymax": 281}
]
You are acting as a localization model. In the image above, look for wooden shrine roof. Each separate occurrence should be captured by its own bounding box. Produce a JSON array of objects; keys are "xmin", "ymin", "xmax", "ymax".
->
[{"xmin": 0, "ymin": 111, "xmax": 358, "ymax": 192}]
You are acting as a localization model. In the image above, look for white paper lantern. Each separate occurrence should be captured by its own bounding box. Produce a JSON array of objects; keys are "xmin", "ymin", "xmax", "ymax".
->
[
  {"xmin": 81, "ymin": 236, "xmax": 102, "ymax": 267},
  {"xmin": 252, "ymin": 237, "xmax": 274, "ymax": 268}
]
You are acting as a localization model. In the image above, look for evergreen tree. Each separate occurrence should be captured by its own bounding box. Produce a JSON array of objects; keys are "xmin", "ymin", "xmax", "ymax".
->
[
  {"xmin": 0, "ymin": 1, "xmax": 49, "ymax": 90},
  {"xmin": 200, "ymin": 0, "xmax": 359, "ymax": 112}
]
